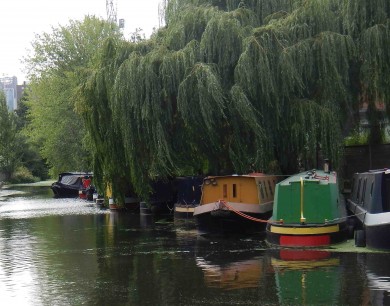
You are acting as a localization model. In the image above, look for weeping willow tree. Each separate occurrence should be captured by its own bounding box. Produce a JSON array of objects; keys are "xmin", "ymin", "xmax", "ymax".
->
[
  {"xmin": 233, "ymin": 6, "xmax": 356, "ymax": 170},
  {"xmin": 77, "ymin": 0, "xmax": 390, "ymax": 200},
  {"xmin": 75, "ymin": 39, "xmax": 143, "ymax": 198},
  {"xmin": 342, "ymin": 0, "xmax": 390, "ymax": 143}
]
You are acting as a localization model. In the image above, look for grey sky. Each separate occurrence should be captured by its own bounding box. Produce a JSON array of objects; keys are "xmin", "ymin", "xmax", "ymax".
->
[{"xmin": 0, "ymin": 0, "xmax": 162, "ymax": 83}]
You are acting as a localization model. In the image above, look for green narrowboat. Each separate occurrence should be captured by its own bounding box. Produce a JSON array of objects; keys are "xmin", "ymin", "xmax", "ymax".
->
[{"xmin": 266, "ymin": 169, "xmax": 348, "ymax": 247}]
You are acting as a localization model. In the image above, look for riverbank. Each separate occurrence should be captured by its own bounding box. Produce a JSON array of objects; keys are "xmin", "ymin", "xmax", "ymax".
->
[{"xmin": 2, "ymin": 180, "xmax": 55, "ymax": 188}]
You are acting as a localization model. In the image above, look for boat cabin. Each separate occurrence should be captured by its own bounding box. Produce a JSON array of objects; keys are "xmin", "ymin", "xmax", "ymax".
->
[
  {"xmin": 349, "ymin": 169, "xmax": 390, "ymax": 214},
  {"xmin": 272, "ymin": 170, "xmax": 340, "ymax": 224},
  {"xmin": 347, "ymin": 169, "xmax": 390, "ymax": 249},
  {"xmin": 200, "ymin": 174, "xmax": 276, "ymax": 206},
  {"xmin": 194, "ymin": 173, "xmax": 277, "ymax": 234},
  {"xmin": 266, "ymin": 169, "xmax": 347, "ymax": 247}
]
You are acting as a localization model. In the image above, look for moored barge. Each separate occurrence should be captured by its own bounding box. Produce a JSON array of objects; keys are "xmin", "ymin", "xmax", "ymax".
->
[
  {"xmin": 347, "ymin": 169, "xmax": 390, "ymax": 249},
  {"xmin": 193, "ymin": 173, "xmax": 277, "ymax": 234},
  {"xmin": 266, "ymin": 168, "xmax": 348, "ymax": 247}
]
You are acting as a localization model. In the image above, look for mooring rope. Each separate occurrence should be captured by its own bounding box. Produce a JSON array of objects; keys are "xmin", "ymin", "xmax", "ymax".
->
[
  {"xmin": 324, "ymin": 211, "xmax": 367, "ymax": 223},
  {"xmin": 217, "ymin": 199, "xmax": 366, "ymax": 225},
  {"xmin": 217, "ymin": 199, "xmax": 275, "ymax": 223},
  {"xmin": 167, "ymin": 202, "xmax": 174, "ymax": 214}
]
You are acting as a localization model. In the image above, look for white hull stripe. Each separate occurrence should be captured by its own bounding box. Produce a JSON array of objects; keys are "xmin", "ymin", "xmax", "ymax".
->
[
  {"xmin": 347, "ymin": 200, "xmax": 390, "ymax": 227},
  {"xmin": 194, "ymin": 201, "xmax": 273, "ymax": 216}
]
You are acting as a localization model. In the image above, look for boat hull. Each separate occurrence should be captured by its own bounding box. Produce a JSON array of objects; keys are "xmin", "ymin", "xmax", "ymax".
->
[
  {"xmin": 139, "ymin": 179, "xmax": 176, "ymax": 216},
  {"xmin": 140, "ymin": 201, "xmax": 174, "ymax": 216},
  {"xmin": 365, "ymin": 223, "xmax": 390, "ymax": 250},
  {"xmin": 123, "ymin": 197, "xmax": 140, "ymax": 213},
  {"xmin": 347, "ymin": 199, "xmax": 390, "ymax": 249},
  {"xmin": 194, "ymin": 202, "xmax": 272, "ymax": 234},
  {"xmin": 266, "ymin": 222, "xmax": 348, "ymax": 247},
  {"xmin": 174, "ymin": 204, "xmax": 197, "ymax": 219},
  {"xmin": 79, "ymin": 186, "xmax": 95, "ymax": 201},
  {"xmin": 266, "ymin": 170, "xmax": 347, "ymax": 247},
  {"xmin": 174, "ymin": 176, "xmax": 203, "ymax": 219},
  {"xmin": 51, "ymin": 183, "xmax": 79, "ymax": 198}
]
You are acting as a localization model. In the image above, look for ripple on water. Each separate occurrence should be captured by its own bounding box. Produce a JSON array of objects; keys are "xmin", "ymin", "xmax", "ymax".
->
[
  {"xmin": 0, "ymin": 189, "xmax": 25, "ymax": 199},
  {"xmin": 0, "ymin": 197, "xmax": 108, "ymax": 219}
]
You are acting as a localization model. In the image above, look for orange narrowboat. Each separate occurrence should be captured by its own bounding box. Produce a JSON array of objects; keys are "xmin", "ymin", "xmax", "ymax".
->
[{"xmin": 193, "ymin": 173, "xmax": 277, "ymax": 234}]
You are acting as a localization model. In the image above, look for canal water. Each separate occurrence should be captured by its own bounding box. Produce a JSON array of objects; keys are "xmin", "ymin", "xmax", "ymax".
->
[{"xmin": 1, "ymin": 185, "xmax": 390, "ymax": 305}]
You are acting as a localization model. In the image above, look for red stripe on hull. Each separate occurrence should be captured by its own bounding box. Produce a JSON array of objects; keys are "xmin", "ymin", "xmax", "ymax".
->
[{"xmin": 280, "ymin": 235, "xmax": 331, "ymax": 247}]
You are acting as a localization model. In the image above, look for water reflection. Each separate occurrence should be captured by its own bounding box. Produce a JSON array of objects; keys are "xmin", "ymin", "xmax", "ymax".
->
[
  {"xmin": 196, "ymin": 253, "xmax": 265, "ymax": 290},
  {"xmin": 1, "ymin": 185, "xmax": 390, "ymax": 305},
  {"xmin": 269, "ymin": 249, "xmax": 341, "ymax": 305},
  {"xmin": 0, "ymin": 186, "xmax": 106, "ymax": 219},
  {"xmin": 363, "ymin": 253, "xmax": 390, "ymax": 305}
]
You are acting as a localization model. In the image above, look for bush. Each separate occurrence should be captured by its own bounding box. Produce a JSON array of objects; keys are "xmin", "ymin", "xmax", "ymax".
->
[
  {"xmin": 9, "ymin": 166, "xmax": 40, "ymax": 184},
  {"xmin": 344, "ymin": 130, "xmax": 369, "ymax": 146}
]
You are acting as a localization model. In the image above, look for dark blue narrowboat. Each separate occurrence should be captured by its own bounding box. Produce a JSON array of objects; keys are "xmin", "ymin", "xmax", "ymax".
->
[
  {"xmin": 347, "ymin": 169, "xmax": 390, "ymax": 249},
  {"xmin": 51, "ymin": 172, "xmax": 93, "ymax": 198}
]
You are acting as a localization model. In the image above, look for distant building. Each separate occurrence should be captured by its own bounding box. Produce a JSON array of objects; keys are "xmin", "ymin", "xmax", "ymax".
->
[
  {"xmin": 0, "ymin": 76, "xmax": 18, "ymax": 111},
  {"xmin": 17, "ymin": 81, "xmax": 27, "ymax": 104}
]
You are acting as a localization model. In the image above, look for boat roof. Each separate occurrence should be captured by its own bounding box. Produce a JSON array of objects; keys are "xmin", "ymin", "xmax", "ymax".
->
[
  {"xmin": 351, "ymin": 169, "xmax": 390, "ymax": 178},
  {"xmin": 204, "ymin": 173, "xmax": 275, "ymax": 179},
  {"xmin": 59, "ymin": 172, "xmax": 93, "ymax": 176},
  {"xmin": 279, "ymin": 170, "xmax": 337, "ymax": 185},
  {"xmin": 58, "ymin": 172, "xmax": 93, "ymax": 179},
  {"xmin": 364, "ymin": 168, "xmax": 390, "ymax": 174}
]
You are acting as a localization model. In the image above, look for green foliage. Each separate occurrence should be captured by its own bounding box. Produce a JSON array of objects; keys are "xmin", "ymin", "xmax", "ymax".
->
[
  {"xmin": 75, "ymin": 38, "xmax": 138, "ymax": 198},
  {"xmin": 25, "ymin": 74, "xmax": 89, "ymax": 176},
  {"xmin": 344, "ymin": 129, "xmax": 369, "ymax": 146},
  {"xmin": 25, "ymin": 16, "xmax": 121, "ymax": 78},
  {"xmin": 360, "ymin": 21, "xmax": 390, "ymax": 106},
  {"xmin": 0, "ymin": 93, "xmax": 22, "ymax": 180},
  {"xmin": 72, "ymin": 0, "xmax": 390, "ymax": 199},
  {"xmin": 200, "ymin": 10, "xmax": 253, "ymax": 87},
  {"xmin": 289, "ymin": 99, "xmax": 342, "ymax": 168},
  {"xmin": 24, "ymin": 16, "xmax": 123, "ymax": 178},
  {"xmin": 164, "ymin": 4, "xmax": 219, "ymax": 50},
  {"xmin": 14, "ymin": 92, "xmax": 48, "ymax": 180},
  {"xmin": 9, "ymin": 166, "xmax": 40, "ymax": 184},
  {"xmin": 343, "ymin": 0, "xmax": 390, "ymax": 38}
]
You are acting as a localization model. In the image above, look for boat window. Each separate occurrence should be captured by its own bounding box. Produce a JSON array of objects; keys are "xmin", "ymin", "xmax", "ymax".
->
[
  {"xmin": 361, "ymin": 178, "xmax": 367, "ymax": 206},
  {"xmin": 383, "ymin": 176, "xmax": 390, "ymax": 212},
  {"xmin": 356, "ymin": 178, "xmax": 361, "ymax": 202},
  {"xmin": 370, "ymin": 182, "xmax": 374, "ymax": 197},
  {"xmin": 351, "ymin": 177, "xmax": 356, "ymax": 194},
  {"xmin": 259, "ymin": 182, "xmax": 264, "ymax": 199},
  {"xmin": 232, "ymin": 184, "xmax": 237, "ymax": 198},
  {"xmin": 223, "ymin": 184, "xmax": 227, "ymax": 198},
  {"xmin": 268, "ymin": 180, "xmax": 273, "ymax": 196}
]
